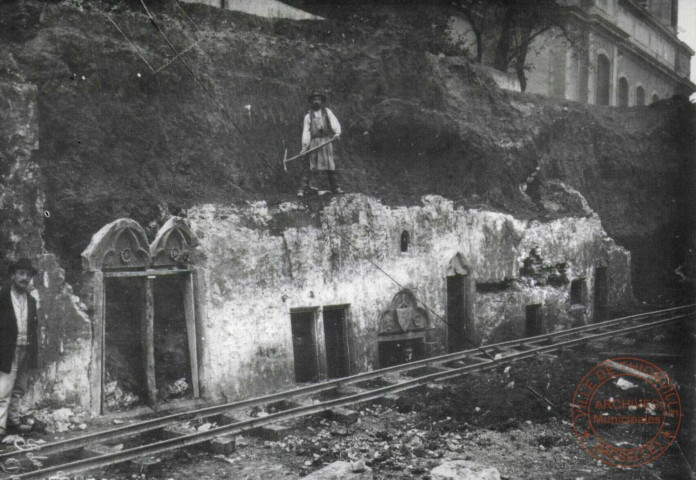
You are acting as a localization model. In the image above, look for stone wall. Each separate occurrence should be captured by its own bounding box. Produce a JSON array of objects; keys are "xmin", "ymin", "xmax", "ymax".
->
[
  {"xmin": 0, "ymin": 75, "xmax": 94, "ymax": 410},
  {"xmin": 187, "ymin": 194, "xmax": 633, "ymax": 401}
]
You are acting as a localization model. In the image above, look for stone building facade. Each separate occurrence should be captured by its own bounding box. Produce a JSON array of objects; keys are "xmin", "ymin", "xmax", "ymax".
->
[
  {"xmin": 451, "ymin": 0, "xmax": 694, "ymax": 104},
  {"xmin": 524, "ymin": 0, "xmax": 694, "ymax": 105},
  {"xmin": 28, "ymin": 193, "xmax": 631, "ymax": 414}
]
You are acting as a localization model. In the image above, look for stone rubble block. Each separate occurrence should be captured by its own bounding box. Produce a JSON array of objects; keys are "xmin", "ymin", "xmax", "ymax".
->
[
  {"xmin": 210, "ymin": 435, "xmax": 237, "ymax": 455},
  {"xmin": 328, "ymin": 407, "xmax": 359, "ymax": 424},
  {"xmin": 303, "ymin": 460, "xmax": 373, "ymax": 479},
  {"xmin": 430, "ymin": 460, "xmax": 501, "ymax": 480}
]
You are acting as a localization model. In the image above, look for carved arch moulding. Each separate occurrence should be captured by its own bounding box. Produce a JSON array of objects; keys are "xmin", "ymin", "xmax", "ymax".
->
[
  {"xmin": 446, "ymin": 252, "xmax": 471, "ymax": 277},
  {"xmin": 82, "ymin": 217, "xmax": 200, "ymax": 272},
  {"xmin": 82, "ymin": 218, "xmax": 150, "ymax": 272},
  {"xmin": 379, "ymin": 289, "xmax": 430, "ymax": 335},
  {"xmin": 151, "ymin": 217, "xmax": 199, "ymax": 268}
]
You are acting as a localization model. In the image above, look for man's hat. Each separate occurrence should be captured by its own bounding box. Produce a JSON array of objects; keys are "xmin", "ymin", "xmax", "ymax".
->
[
  {"xmin": 307, "ymin": 91, "xmax": 327, "ymax": 103},
  {"xmin": 8, "ymin": 258, "xmax": 37, "ymax": 275}
]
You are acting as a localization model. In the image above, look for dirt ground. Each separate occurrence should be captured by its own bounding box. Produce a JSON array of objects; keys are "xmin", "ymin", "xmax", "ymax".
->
[{"xmin": 0, "ymin": 319, "xmax": 683, "ymax": 480}]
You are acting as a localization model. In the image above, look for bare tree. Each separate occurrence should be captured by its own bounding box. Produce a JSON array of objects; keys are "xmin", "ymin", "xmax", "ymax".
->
[{"xmin": 450, "ymin": 0, "xmax": 586, "ymax": 91}]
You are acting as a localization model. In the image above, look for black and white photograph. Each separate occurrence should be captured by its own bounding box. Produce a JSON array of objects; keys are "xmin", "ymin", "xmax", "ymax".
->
[{"xmin": 0, "ymin": 0, "xmax": 695, "ymax": 478}]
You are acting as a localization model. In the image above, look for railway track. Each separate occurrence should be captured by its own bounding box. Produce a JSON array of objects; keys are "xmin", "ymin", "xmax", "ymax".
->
[{"xmin": 1, "ymin": 304, "xmax": 693, "ymax": 479}]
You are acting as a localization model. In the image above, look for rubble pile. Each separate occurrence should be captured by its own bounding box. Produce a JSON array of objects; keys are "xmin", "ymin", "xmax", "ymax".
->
[
  {"xmin": 104, "ymin": 380, "xmax": 141, "ymax": 411},
  {"xmin": 31, "ymin": 405, "xmax": 91, "ymax": 433}
]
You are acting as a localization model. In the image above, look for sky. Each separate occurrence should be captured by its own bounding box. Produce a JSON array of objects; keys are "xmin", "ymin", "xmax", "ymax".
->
[{"xmin": 678, "ymin": 0, "xmax": 696, "ymax": 85}]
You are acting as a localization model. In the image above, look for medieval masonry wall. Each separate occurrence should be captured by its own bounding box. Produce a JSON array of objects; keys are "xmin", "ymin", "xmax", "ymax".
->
[{"xmin": 187, "ymin": 194, "xmax": 633, "ymax": 402}]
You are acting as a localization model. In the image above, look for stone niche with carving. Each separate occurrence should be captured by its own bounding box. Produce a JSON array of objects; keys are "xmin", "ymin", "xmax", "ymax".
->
[{"xmin": 378, "ymin": 290, "xmax": 429, "ymax": 336}]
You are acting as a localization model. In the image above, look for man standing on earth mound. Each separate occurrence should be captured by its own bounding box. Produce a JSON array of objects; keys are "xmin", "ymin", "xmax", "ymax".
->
[{"xmin": 298, "ymin": 92, "xmax": 343, "ymax": 197}]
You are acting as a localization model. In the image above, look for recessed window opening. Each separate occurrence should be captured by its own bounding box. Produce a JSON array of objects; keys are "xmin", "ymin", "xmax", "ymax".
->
[
  {"xmin": 636, "ymin": 86, "xmax": 645, "ymax": 106},
  {"xmin": 618, "ymin": 77, "xmax": 629, "ymax": 107},
  {"xmin": 596, "ymin": 54, "xmax": 611, "ymax": 106},
  {"xmin": 400, "ymin": 230, "xmax": 410, "ymax": 253},
  {"xmin": 570, "ymin": 278, "xmax": 586, "ymax": 306},
  {"xmin": 525, "ymin": 304, "xmax": 543, "ymax": 337}
]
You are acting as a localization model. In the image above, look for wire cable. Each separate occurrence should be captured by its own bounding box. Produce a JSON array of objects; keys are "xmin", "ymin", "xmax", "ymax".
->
[{"xmin": 138, "ymin": 0, "xmax": 274, "ymax": 169}]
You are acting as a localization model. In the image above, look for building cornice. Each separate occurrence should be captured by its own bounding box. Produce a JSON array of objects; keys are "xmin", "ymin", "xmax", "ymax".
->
[
  {"xmin": 562, "ymin": 6, "xmax": 695, "ymax": 92},
  {"xmin": 618, "ymin": 0, "xmax": 694, "ymax": 55},
  {"xmin": 591, "ymin": 22, "xmax": 695, "ymax": 90}
]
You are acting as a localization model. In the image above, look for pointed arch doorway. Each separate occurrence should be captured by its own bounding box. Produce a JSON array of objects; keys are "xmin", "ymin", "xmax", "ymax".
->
[
  {"xmin": 82, "ymin": 217, "xmax": 202, "ymax": 414},
  {"xmin": 446, "ymin": 254, "xmax": 475, "ymax": 352}
]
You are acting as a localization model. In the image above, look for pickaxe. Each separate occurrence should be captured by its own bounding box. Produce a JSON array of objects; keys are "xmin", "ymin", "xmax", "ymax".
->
[{"xmin": 283, "ymin": 136, "xmax": 339, "ymax": 172}]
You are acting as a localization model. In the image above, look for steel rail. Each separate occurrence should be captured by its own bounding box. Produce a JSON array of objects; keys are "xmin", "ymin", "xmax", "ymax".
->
[
  {"xmin": 0, "ymin": 305, "xmax": 693, "ymax": 466},
  {"xmin": 5, "ymin": 310, "xmax": 693, "ymax": 479}
]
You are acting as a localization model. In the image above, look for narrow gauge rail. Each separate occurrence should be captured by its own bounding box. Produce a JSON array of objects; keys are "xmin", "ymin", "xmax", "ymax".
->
[{"xmin": 2, "ymin": 305, "xmax": 693, "ymax": 479}]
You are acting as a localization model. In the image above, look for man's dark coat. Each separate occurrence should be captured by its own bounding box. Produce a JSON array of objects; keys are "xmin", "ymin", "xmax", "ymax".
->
[{"xmin": 0, "ymin": 286, "xmax": 38, "ymax": 374}]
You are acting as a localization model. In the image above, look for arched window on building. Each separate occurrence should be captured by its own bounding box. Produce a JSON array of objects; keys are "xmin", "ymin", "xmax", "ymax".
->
[
  {"xmin": 596, "ymin": 54, "xmax": 611, "ymax": 106},
  {"xmin": 636, "ymin": 86, "xmax": 645, "ymax": 106},
  {"xmin": 618, "ymin": 77, "xmax": 629, "ymax": 107},
  {"xmin": 652, "ymin": 93, "xmax": 660, "ymax": 104}
]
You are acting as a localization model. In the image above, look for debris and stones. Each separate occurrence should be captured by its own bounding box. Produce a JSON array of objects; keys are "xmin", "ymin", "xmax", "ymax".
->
[
  {"xmin": 430, "ymin": 460, "xmax": 501, "ymax": 480},
  {"xmin": 104, "ymin": 381, "xmax": 140, "ymax": 411},
  {"xmin": 303, "ymin": 460, "xmax": 373, "ymax": 479}
]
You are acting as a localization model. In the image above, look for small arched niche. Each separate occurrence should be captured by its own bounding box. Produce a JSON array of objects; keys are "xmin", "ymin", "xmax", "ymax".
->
[
  {"xmin": 400, "ymin": 230, "xmax": 410, "ymax": 253},
  {"xmin": 81, "ymin": 217, "xmax": 202, "ymax": 414},
  {"xmin": 446, "ymin": 253, "xmax": 475, "ymax": 352}
]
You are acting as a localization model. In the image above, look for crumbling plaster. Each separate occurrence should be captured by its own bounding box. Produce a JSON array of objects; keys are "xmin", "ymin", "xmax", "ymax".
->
[{"xmin": 188, "ymin": 193, "xmax": 633, "ymax": 401}]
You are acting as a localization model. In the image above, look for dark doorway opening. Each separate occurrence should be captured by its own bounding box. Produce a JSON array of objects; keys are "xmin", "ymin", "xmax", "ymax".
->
[
  {"xmin": 104, "ymin": 277, "xmax": 146, "ymax": 412},
  {"xmin": 596, "ymin": 54, "xmax": 611, "ymax": 106},
  {"xmin": 323, "ymin": 306, "xmax": 350, "ymax": 379},
  {"xmin": 570, "ymin": 278, "xmax": 586, "ymax": 305},
  {"xmin": 447, "ymin": 274, "xmax": 474, "ymax": 352},
  {"xmin": 594, "ymin": 267, "xmax": 608, "ymax": 323},
  {"xmin": 378, "ymin": 338, "xmax": 425, "ymax": 368},
  {"xmin": 525, "ymin": 304, "xmax": 543, "ymax": 337},
  {"xmin": 291, "ymin": 310, "xmax": 318, "ymax": 383},
  {"xmin": 154, "ymin": 275, "xmax": 193, "ymax": 404}
]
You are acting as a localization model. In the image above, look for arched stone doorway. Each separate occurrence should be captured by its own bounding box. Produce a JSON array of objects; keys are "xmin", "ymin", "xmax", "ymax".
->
[
  {"xmin": 618, "ymin": 77, "xmax": 629, "ymax": 107},
  {"xmin": 596, "ymin": 54, "xmax": 611, "ymax": 106},
  {"xmin": 446, "ymin": 253, "xmax": 475, "ymax": 352},
  {"xmin": 82, "ymin": 217, "xmax": 202, "ymax": 414}
]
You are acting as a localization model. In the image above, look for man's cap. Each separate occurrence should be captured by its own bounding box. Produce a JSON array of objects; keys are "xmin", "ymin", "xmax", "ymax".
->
[
  {"xmin": 307, "ymin": 92, "xmax": 327, "ymax": 103},
  {"xmin": 9, "ymin": 258, "xmax": 37, "ymax": 275}
]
